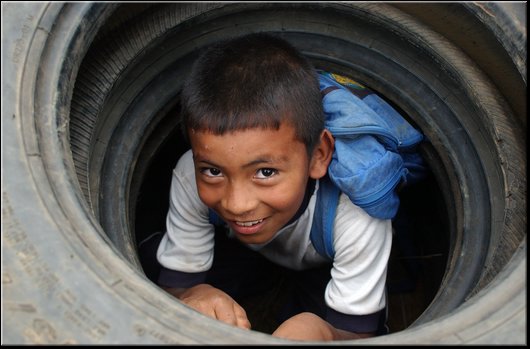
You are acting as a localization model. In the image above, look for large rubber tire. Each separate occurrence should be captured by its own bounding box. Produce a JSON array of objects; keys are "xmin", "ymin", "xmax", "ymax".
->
[{"xmin": 2, "ymin": 2, "xmax": 526, "ymax": 344}]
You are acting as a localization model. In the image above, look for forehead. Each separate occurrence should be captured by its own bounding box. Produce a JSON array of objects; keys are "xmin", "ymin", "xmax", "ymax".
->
[{"xmin": 189, "ymin": 123, "xmax": 308, "ymax": 163}]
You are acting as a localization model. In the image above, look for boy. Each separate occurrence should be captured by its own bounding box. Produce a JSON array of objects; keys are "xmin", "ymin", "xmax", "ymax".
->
[{"xmin": 155, "ymin": 33, "xmax": 392, "ymax": 341}]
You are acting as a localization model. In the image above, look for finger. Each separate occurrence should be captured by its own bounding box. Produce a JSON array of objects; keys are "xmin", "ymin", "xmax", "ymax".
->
[
  {"xmin": 233, "ymin": 303, "xmax": 251, "ymax": 330},
  {"xmin": 213, "ymin": 300, "xmax": 239, "ymax": 326}
]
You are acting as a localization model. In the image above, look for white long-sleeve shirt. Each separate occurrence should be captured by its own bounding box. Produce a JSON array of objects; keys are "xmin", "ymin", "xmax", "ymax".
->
[{"xmin": 157, "ymin": 149, "xmax": 392, "ymax": 317}]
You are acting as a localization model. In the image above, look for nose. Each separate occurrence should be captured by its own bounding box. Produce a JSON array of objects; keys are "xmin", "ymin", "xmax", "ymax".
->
[{"xmin": 221, "ymin": 181, "xmax": 258, "ymax": 218}]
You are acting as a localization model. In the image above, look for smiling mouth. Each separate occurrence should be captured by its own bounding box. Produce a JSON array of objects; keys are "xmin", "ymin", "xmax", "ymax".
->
[{"xmin": 234, "ymin": 219, "xmax": 264, "ymax": 227}]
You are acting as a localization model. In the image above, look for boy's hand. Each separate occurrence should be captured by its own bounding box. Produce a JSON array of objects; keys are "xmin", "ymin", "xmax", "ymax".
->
[
  {"xmin": 272, "ymin": 312, "xmax": 373, "ymax": 341},
  {"xmin": 165, "ymin": 284, "xmax": 251, "ymax": 330}
]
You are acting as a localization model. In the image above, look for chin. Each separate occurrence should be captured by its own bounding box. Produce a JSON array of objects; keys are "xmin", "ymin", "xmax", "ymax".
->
[{"xmin": 234, "ymin": 233, "xmax": 272, "ymax": 246}]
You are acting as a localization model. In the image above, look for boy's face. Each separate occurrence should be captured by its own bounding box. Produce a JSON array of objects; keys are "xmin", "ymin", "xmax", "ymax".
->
[{"xmin": 189, "ymin": 123, "xmax": 319, "ymax": 245}]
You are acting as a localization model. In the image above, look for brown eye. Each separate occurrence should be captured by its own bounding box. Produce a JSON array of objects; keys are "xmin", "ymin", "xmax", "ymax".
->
[
  {"xmin": 201, "ymin": 167, "xmax": 223, "ymax": 177},
  {"xmin": 255, "ymin": 168, "xmax": 278, "ymax": 179}
]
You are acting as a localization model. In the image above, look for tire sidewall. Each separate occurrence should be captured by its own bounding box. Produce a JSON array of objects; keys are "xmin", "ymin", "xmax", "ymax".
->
[{"xmin": 2, "ymin": 2, "xmax": 526, "ymax": 344}]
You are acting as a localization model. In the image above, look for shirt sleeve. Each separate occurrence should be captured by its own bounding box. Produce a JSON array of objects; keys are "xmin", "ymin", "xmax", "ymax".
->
[
  {"xmin": 324, "ymin": 193, "xmax": 392, "ymax": 331},
  {"xmin": 156, "ymin": 150, "xmax": 215, "ymax": 287}
]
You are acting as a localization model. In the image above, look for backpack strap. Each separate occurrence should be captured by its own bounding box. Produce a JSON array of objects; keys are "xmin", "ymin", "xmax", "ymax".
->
[
  {"xmin": 309, "ymin": 175, "xmax": 341, "ymax": 260},
  {"xmin": 208, "ymin": 209, "xmax": 224, "ymax": 226}
]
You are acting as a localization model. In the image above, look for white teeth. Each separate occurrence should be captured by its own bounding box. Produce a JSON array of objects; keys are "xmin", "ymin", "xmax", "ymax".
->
[{"xmin": 235, "ymin": 219, "xmax": 264, "ymax": 227}]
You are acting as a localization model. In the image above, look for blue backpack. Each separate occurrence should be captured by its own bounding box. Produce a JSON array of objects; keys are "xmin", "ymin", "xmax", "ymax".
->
[
  {"xmin": 310, "ymin": 71, "xmax": 426, "ymax": 259},
  {"xmin": 210, "ymin": 71, "xmax": 427, "ymax": 260}
]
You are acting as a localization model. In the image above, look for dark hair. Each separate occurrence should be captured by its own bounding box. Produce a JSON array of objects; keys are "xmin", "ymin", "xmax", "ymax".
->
[{"xmin": 180, "ymin": 33, "xmax": 324, "ymax": 153}]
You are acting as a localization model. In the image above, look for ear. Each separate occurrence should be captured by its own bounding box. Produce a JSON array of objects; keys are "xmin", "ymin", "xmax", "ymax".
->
[{"xmin": 309, "ymin": 129, "xmax": 334, "ymax": 179}]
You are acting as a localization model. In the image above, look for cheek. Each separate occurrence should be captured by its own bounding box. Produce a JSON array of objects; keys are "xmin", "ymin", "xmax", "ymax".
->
[
  {"xmin": 266, "ymin": 164, "xmax": 311, "ymax": 211},
  {"xmin": 267, "ymin": 179, "xmax": 307, "ymax": 211},
  {"xmin": 196, "ymin": 182, "xmax": 219, "ymax": 208}
]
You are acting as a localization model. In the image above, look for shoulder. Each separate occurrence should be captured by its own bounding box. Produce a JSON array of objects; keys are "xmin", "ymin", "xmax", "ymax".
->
[
  {"xmin": 171, "ymin": 149, "xmax": 197, "ymax": 187},
  {"xmin": 175, "ymin": 149, "xmax": 195, "ymax": 176},
  {"xmin": 334, "ymin": 193, "xmax": 379, "ymax": 227},
  {"xmin": 333, "ymin": 193, "xmax": 392, "ymax": 250},
  {"xmin": 169, "ymin": 149, "xmax": 203, "ymax": 207}
]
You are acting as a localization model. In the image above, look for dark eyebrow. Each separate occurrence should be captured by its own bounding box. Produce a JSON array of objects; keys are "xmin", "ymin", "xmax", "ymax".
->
[
  {"xmin": 242, "ymin": 156, "xmax": 286, "ymax": 168},
  {"xmin": 193, "ymin": 154, "xmax": 222, "ymax": 168},
  {"xmin": 193, "ymin": 154, "xmax": 286, "ymax": 169}
]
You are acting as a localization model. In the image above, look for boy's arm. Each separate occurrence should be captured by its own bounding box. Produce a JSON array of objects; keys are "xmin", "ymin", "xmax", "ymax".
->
[
  {"xmin": 272, "ymin": 312, "xmax": 373, "ymax": 341},
  {"xmin": 162, "ymin": 284, "xmax": 251, "ymax": 330}
]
